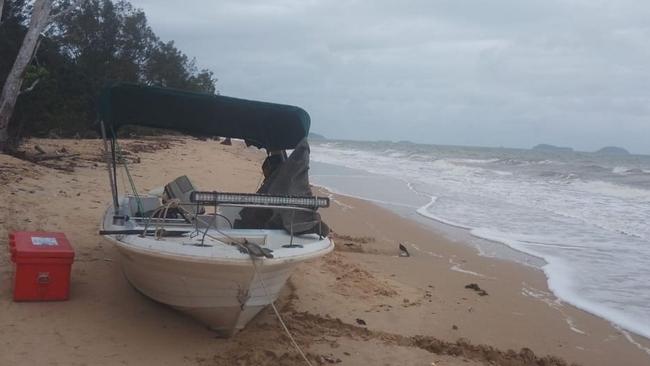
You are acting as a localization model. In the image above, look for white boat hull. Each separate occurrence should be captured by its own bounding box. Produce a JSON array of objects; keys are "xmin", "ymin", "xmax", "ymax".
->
[
  {"xmin": 101, "ymin": 204, "xmax": 333, "ymax": 336},
  {"xmin": 112, "ymin": 242, "xmax": 300, "ymax": 335}
]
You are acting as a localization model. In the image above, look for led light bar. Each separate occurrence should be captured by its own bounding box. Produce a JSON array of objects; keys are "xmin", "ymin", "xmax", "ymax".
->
[{"xmin": 190, "ymin": 191, "xmax": 330, "ymax": 209}]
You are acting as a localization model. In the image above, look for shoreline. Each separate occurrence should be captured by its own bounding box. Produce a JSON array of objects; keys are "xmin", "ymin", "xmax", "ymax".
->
[
  {"xmin": 0, "ymin": 137, "xmax": 648, "ymax": 365},
  {"xmin": 319, "ymin": 183, "xmax": 546, "ymax": 266},
  {"xmin": 310, "ymin": 159, "xmax": 650, "ymax": 346},
  {"xmin": 411, "ymin": 198, "xmax": 650, "ymax": 347},
  {"xmin": 312, "ymin": 186, "xmax": 650, "ymax": 364}
]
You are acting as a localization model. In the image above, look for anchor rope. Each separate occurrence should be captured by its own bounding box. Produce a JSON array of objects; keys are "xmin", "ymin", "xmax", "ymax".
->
[
  {"xmin": 164, "ymin": 213, "xmax": 311, "ymax": 364},
  {"xmin": 182, "ymin": 207, "xmax": 311, "ymax": 364},
  {"xmin": 250, "ymin": 259, "xmax": 313, "ymax": 366}
]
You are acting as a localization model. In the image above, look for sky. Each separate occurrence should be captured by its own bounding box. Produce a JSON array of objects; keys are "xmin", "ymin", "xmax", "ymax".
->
[{"xmin": 131, "ymin": 0, "xmax": 650, "ymax": 154}]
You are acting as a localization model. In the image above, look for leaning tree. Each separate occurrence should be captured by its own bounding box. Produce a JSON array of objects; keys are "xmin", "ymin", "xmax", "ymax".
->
[{"xmin": 0, "ymin": 0, "xmax": 82, "ymax": 152}]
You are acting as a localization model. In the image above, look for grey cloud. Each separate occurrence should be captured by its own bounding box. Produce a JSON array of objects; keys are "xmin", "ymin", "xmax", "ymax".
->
[{"xmin": 131, "ymin": 0, "xmax": 650, "ymax": 154}]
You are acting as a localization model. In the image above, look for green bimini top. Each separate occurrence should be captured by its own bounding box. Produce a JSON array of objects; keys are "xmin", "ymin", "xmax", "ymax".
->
[{"xmin": 99, "ymin": 82, "xmax": 310, "ymax": 150}]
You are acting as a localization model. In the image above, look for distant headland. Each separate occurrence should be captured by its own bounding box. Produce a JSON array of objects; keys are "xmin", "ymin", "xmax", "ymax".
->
[
  {"xmin": 532, "ymin": 144, "xmax": 632, "ymax": 155},
  {"xmin": 308, "ymin": 132, "xmax": 327, "ymax": 140},
  {"xmin": 532, "ymin": 144, "xmax": 574, "ymax": 153},
  {"xmin": 595, "ymin": 146, "xmax": 630, "ymax": 155}
]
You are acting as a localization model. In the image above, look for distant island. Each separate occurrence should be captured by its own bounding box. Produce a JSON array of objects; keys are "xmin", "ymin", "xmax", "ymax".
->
[
  {"xmin": 595, "ymin": 146, "xmax": 630, "ymax": 155},
  {"xmin": 308, "ymin": 132, "xmax": 327, "ymax": 140},
  {"xmin": 532, "ymin": 144, "xmax": 574, "ymax": 153}
]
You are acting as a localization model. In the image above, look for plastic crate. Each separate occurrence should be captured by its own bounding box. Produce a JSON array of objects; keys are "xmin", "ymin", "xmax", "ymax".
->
[{"xmin": 9, "ymin": 231, "xmax": 75, "ymax": 301}]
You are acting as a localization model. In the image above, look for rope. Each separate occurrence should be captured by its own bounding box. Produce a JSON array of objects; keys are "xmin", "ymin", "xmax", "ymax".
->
[
  {"xmin": 117, "ymin": 162, "xmax": 129, "ymax": 197},
  {"xmin": 196, "ymin": 218, "xmax": 311, "ymax": 364},
  {"xmin": 251, "ymin": 259, "xmax": 313, "ymax": 366},
  {"xmin": 142, "ymin": 199, "xmax": 182, "ymax": 239},
  {"xmin": 113, "ymin": 137, "xmax": 144, "ymax": 216},
  {"xmin": 199, "ymin": 212, "xmax": 219, "ymax": 246}
]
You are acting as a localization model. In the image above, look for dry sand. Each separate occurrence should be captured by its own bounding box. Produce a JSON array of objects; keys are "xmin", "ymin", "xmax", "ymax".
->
[{"xmin": 0, "ymin": 137, "xmax": 649, "ymax": 366}]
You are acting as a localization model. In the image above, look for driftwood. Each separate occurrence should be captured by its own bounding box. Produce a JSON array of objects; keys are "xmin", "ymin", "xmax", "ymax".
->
[
  {"xmin": 30, "ymin": 153, "xmax": 80, "ymax": 162},
  {"xmin": 34, "ymin": 145, "xmax": 46, "ymax": 154}
]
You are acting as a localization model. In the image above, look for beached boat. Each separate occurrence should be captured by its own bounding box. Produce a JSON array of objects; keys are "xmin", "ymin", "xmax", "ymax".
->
[{"xmin": 98, "ymin": 83, "xmax": 333, "ymax": 336}]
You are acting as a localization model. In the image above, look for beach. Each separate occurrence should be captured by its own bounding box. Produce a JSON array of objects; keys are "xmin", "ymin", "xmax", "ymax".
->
[{"xmin": 0, "ymin": 137, "xmax": 649, "ymax": 365}]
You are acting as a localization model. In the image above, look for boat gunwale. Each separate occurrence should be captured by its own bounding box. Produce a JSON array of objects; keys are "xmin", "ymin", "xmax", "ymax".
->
[
  {"xmin": 101, "ymin": 206, "xmax": 334, "ymax": 266},
  {"xmin": 102, "ymin": 235, "xmax": 334, "ymax": 266}
]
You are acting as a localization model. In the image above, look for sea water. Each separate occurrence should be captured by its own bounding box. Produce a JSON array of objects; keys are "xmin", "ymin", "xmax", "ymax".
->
[{"xmin": 309, "ymin": 140, "xmax": 650, "ymax": 340}]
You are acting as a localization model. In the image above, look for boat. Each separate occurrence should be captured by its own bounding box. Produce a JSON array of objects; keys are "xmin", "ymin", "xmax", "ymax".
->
[{"xmin": 98, "ymin": 83, "xmax": 334, "ymax": 336}]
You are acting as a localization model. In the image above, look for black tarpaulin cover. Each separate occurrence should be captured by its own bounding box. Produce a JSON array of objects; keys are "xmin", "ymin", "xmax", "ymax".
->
[
  {"xmin": 236, "ymin": 138, "xmax": 330, "ymax": 236},
  {"xmin": 99, "ymin": 82, "xmax": 310, "ymax": 150}
]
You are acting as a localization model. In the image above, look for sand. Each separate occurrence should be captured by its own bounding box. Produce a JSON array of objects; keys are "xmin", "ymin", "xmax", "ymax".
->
[{"xmin": 0, "ymin": 137, "xmax": 649, "ymax": 366}]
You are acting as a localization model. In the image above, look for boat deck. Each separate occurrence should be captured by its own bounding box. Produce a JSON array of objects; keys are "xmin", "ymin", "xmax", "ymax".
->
[{"xmin": 101, "ymin": 206, "xmax": 332, "ymax": 264}]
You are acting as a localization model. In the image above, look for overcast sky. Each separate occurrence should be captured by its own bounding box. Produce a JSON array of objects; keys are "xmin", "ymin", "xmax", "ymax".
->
[{"xmin": 131, "ymin": 0, "xmax": 650, "ymax": 154}]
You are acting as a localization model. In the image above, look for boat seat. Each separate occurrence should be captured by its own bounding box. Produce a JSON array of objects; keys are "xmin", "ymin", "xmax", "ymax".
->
[{"xmin": 163, "ymin": 175, "xmax": 205, "ymax": 215}]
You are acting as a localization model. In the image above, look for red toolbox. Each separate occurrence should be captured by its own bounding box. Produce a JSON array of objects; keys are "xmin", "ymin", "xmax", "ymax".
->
[{"xmin": 8, "ymin": 231, "xmax": 75, "ymax": 301}]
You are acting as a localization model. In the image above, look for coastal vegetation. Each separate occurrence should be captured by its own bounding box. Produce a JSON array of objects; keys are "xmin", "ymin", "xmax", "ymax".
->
[{"xmin": 0, "ymin": 0, "xmax": 217, "ymax": 152}]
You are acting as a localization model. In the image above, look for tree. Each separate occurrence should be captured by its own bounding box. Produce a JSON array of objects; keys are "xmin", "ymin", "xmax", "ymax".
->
[
  {"xmin": 0, "ymin": 0, "xmax": 89, "ymax": 152},
  {"xmin": 188, "ymin": 69, "xmax": 217, "ymax": 94},
  {"xmin": 1, "ymin": 0, "xmax": 217, "ymax": 146},
  {"xmin": 145, "ymin": 40, "xmax": 191, "ymax": 89},
  {"xmin": 0, "ymin": 0, "xmax": 53, "ymax": 152}
]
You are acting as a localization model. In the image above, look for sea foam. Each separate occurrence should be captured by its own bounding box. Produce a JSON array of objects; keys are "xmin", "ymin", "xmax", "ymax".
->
[{"xmin": 310, "ymin": 141, "xmax": 650, "ymax": 341}]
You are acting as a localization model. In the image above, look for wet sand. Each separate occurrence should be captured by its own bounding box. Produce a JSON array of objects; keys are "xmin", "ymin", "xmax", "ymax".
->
[{"xmin": 0, "ymin": 137, "xmax": 649, "ymax": 365}]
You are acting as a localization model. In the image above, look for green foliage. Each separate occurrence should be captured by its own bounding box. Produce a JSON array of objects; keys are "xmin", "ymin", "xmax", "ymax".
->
[
  {"xmin": 1, "ymin": 0, "xmax": 218, "ymax": 139},
  {"xmin": 23, "ymin": 65, "xmax": 49, "ymax": 87},
  {"xmin": 189, "ymin": 69, "xmax": 217, "ymax": 94},
  {"xmin": 0, "ymin": 1, "xmax": 28, "ymax": 87}
]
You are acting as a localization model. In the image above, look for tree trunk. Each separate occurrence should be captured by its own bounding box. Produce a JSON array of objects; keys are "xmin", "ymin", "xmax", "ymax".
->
[
  {"xmin": 0, "ymin": 0, "xmax": 53, "ymax": 152},
  {"xmin": 0, "ymin": 0, "xmax": 5, "ymax": 24}
]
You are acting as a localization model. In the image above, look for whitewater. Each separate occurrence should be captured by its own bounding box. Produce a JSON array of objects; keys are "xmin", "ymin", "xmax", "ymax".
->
[{"xmin": 309, "ymin": 140, "xmax": 650, "ymax": 341}]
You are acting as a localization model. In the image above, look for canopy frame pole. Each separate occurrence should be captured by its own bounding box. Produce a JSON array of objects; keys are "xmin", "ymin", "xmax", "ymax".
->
[{"xmin": 100, "ymin": 120, "xmax": 119, "ymax": 210}]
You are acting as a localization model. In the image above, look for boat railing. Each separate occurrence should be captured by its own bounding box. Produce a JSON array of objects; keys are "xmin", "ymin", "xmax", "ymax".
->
[
  {"xmin": 216, "ymin": 203, "xmax": 326, "ymax": 244},
  {"xmin": 189, "ymin": 191, "xmax": 328, "ymax": 241},
  {"xmin": 134, "ymin": 199, "xmax": 326, "ymax": 245}
]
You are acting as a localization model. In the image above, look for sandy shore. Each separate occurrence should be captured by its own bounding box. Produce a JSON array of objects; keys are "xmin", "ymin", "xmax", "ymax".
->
[{"xmin": 0, "ymin": 137, "xmax": 649, "ymax": 365}]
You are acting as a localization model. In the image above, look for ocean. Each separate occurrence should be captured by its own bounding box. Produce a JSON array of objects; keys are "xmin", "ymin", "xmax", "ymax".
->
[{"xmin": 308, "ymin": 140, "xmax": 650, "ymax": 341}]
